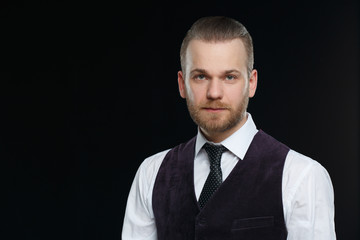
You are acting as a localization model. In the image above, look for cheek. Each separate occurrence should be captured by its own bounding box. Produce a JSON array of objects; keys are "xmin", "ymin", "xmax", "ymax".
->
[
  {"xmin": 239, "ymin": 80, "xmax": 249, "ymax": 97},
  {"xmin": 185, "ymin": 82, "xmax": 202, "ymax": 103},
  {"xmin": 243, "ymin": 80, "xmax": 249, "ymax": 94},
  {"xmin": 184, "ymin": 83, "xmax": 193, "ymax": 100},
  {"xmin": 227, "ymin": 85, "xmax": 248, "ymax": 103}
]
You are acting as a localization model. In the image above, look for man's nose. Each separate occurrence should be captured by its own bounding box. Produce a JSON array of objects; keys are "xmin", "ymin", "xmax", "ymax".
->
[{"xmin": 206, "ymin": 79, "xmax": 223, "ymax": 100}]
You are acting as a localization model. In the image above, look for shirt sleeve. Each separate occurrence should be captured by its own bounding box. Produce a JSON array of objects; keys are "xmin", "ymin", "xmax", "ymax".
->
[
  {"xmin": 285, "ymin": 152, "xmax": 336, "ymax": 240},
  {"xmin": 121, "ymin": 150, "xmax": 169, "ymax": 240}
]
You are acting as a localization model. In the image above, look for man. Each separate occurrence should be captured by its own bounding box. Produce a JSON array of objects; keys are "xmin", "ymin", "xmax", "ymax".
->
[{"xmin": 122, "ymin": 16, "xmax": 336, "ymax": 239}]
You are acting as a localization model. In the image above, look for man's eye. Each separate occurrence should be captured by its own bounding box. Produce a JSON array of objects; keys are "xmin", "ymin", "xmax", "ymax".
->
[
  {"xmin": 196, "ymin": 74, "xmax": 206, "ymax": 80},
  {"xmin": 226, "ymin": 75, "xmax": 235, "ymax": 80}
]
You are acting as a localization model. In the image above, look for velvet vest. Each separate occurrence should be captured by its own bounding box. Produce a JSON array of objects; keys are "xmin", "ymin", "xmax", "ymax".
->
[{"xmin": 152, "ymin": 130, "xmax": 290, "ymax": 240}]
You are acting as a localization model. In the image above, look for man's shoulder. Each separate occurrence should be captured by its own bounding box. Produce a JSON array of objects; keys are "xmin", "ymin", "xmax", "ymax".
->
[
  {"xmin": 286, "ymin": 149, "xmax": 324, "ymax": 171},
  {"xmin": 258, "ymin": 131, "xmax": 323, "ymax": 170},
  {"xmin": 134, "ymin": 149, "xmax": 172, "ymax": 190},
  {"xmin": 142, "ymin": 137, "xmax": 197, "ymax": 167},
  {"xmin": 141, "ymin": 149, "xmax": 171, "ymax": 171},
  {"xmin": 284, "ymin": 149, "xmax": 332, "ymax": 191}
]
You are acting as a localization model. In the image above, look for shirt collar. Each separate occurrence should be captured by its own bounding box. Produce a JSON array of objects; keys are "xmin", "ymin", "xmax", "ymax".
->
[{"xmin": 195, "ymin": 113, "xmax": 258, "ymax": 160}]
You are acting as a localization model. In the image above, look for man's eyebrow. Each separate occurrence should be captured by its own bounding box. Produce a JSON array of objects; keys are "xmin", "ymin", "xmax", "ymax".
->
[
  {"xmin": 189, "ymin": 68, "xmax": 243, "ymax": 76},
  {"xmin": 190, "ymin": 68, "xmax": 207, "ymax": 75},
  {"xmin": 224, "ymin": 69, "xmax": 244, "ymax": 78},
  {"xmin": 224, "ymin": 69, "xmax": 242, "ymax": 75}
]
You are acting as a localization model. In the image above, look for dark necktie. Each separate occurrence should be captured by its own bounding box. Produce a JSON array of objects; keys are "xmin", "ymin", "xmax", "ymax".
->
[{"xmin": 198, "ymin": 143, "xmax": 227, "ymax": 209}]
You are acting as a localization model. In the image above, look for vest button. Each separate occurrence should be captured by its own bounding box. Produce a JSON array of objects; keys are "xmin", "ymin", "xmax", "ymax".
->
[{"xmin": 198, "ymin": 218, "xmax": 206, "ymax": 226}]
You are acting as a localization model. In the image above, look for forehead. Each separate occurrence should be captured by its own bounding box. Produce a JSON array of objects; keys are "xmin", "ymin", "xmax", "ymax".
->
[{"xmin": 185, "ymin": 39, "xmax": 247, "ymax": 73}]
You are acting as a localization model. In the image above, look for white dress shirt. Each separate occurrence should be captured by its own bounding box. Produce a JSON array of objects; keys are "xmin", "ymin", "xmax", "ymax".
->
[{"xmin": 122, "ymin": 113, "xmax": 336, "ymax": 239}]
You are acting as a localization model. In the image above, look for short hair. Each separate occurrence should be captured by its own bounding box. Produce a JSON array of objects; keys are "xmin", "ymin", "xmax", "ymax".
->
[{"xmin": 180, "ymin": 16, "xmax": 254, "ymax": 78}]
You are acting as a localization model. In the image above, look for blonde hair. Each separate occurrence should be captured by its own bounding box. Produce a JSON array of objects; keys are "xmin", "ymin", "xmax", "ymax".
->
[{"xmin": 180, "ymin": 16, "xmax": 254, "ymax": 78}]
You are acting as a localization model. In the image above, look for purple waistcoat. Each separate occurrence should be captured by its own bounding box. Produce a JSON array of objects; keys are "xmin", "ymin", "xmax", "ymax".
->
[{"xmin": 152, "ymin": 130, "xmax": 290, "ymax": 240}]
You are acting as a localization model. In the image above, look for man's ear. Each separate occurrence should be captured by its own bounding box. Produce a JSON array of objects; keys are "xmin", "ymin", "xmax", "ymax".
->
[
  {"xmin": 178, "ymin": 71, "xmax": 186, "ymax": 99},
  {"xmin": 248, "ymin": 69, "xmax": 258, "ymax": 98}
]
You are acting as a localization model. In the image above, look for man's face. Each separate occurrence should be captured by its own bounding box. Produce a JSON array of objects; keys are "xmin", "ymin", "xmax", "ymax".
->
[{"xmin": 178, "ymin": 39, "xmax": 257, "ymax": 141}]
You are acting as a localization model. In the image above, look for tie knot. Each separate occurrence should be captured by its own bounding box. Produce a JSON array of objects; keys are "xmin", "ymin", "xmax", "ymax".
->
[{"xmin": 203, "ymin": 143, "xmax": 227, "ymax": 165}]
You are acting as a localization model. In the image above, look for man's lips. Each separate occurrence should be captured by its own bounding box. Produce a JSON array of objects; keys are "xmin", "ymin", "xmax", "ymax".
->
[{"xmin": 202, "ymin": 107, "xmax": 228, "ymax": 112}]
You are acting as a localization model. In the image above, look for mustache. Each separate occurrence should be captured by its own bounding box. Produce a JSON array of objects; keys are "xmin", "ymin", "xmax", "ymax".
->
[{"xmin": 200, "ymin": 101, "xmax": 231, "ymax": 109}]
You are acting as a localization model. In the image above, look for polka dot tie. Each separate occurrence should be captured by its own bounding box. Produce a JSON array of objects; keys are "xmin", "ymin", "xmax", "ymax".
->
[{"xmin": 198, "ymin": 143, "xmax": 228, "ymax": 209}]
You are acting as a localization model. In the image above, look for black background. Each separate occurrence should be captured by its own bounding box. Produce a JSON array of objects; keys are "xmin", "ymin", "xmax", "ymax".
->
[{"xmin": 2, "ymin": 0, "xmax": 359, "ymax": 239}]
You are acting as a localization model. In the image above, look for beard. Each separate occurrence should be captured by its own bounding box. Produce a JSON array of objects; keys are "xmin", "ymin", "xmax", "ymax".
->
[{"xmin": 186, "ymin": 91, "xmax": 249, "ymax": 134}]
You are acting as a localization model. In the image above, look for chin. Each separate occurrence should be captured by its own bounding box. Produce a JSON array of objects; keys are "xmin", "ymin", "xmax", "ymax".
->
[{"xmin": 201, "ymin": 115, "xmax": 245, "ymax": 134}]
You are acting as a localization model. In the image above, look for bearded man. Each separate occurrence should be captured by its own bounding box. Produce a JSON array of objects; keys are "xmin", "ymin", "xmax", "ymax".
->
[{"xmin": 122, "ymin": 16, "xmax": 336, "ymax": 240}]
